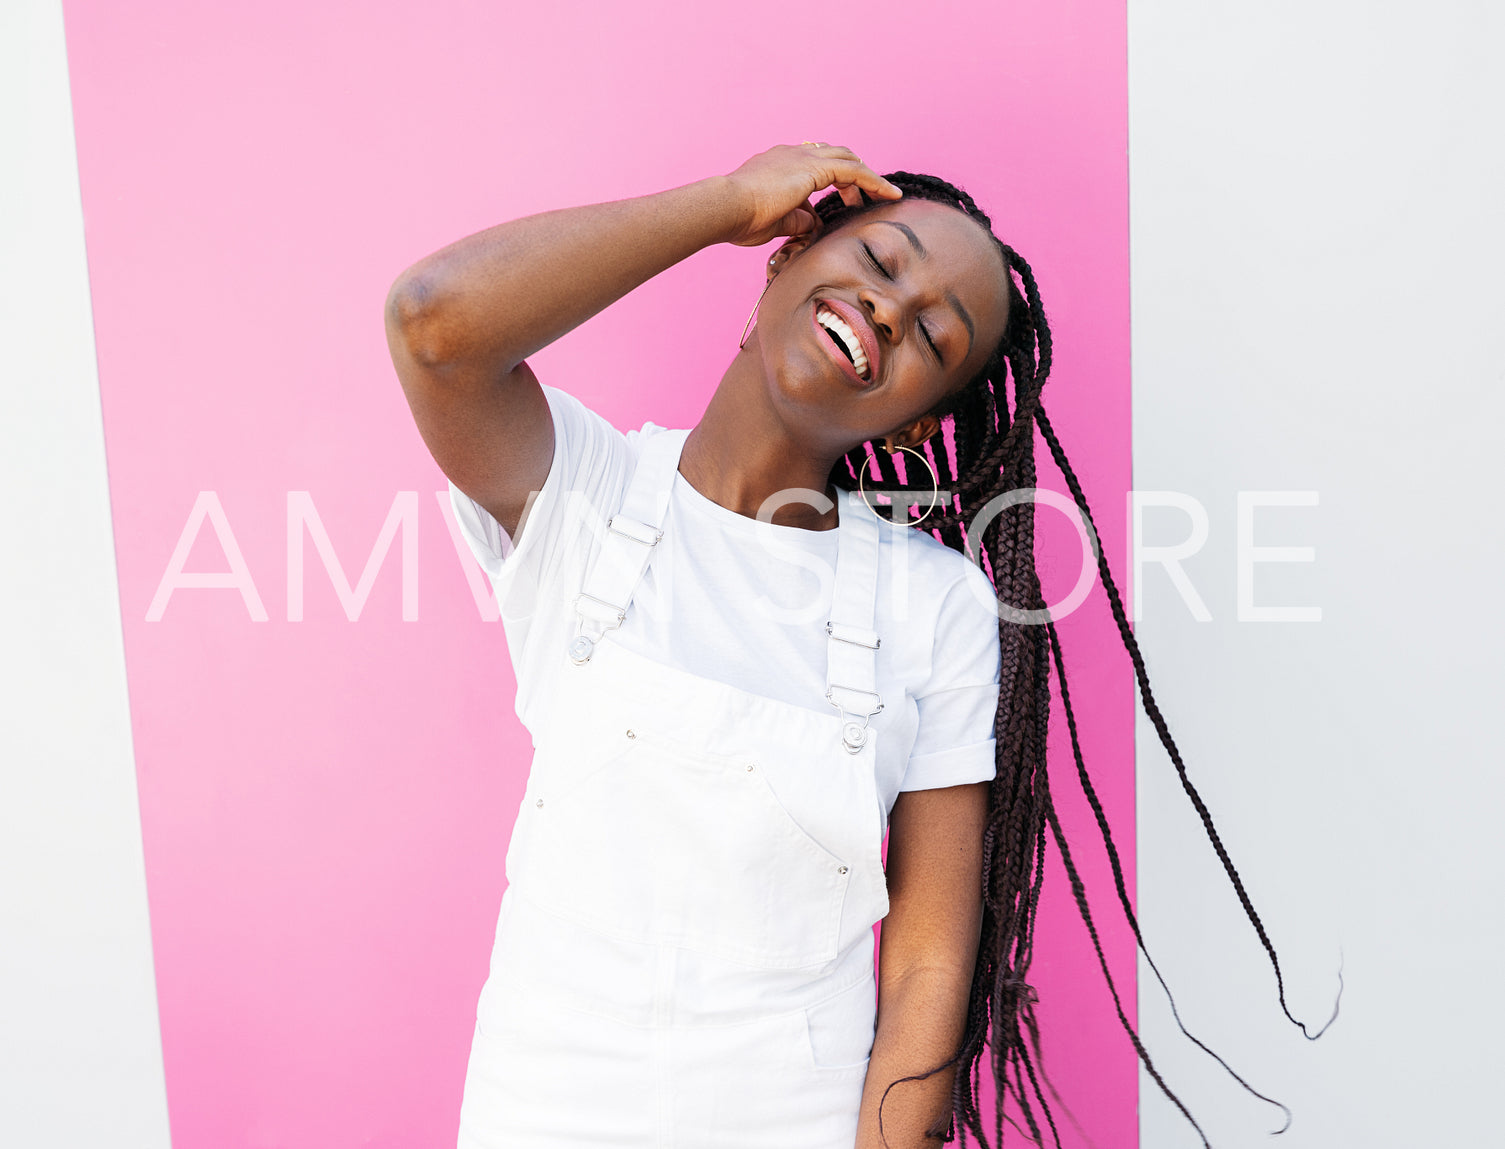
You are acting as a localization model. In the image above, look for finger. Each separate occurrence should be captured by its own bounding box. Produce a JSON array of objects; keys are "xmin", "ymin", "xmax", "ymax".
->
[
  {"xmin": 837, "ymin": 182, "xmax": 864, "ymax": 209},
  {"xmin": 800, "ymin": 140, "xmax": 859, "ymax": 160},
  {"xmin": 773, "ymin": 206, "xmax": 818, "ymax": 238},
  {"xmin": 825, "ymin": 158, "xmax": 903, "ymax": 201}
]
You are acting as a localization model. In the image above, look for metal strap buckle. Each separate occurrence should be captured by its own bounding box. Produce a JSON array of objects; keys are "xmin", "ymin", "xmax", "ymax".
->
[
  {"xmin": 825, "ymin": 621, "xmax": 881, "ymax": 650},
  {"xmin": 826, "ymin": 685, "xmax": 884, "ymax": 754},
  {"xmin": 607, "ymin": 515, "xmax": 664, "ymax": 546},
  {"xmin": 826, "ymin": 684, "xmax": 884, "ymax": 715},
  {"xmin": 574, "ymin": 592, "xmax": 627, "ymax": 627}
]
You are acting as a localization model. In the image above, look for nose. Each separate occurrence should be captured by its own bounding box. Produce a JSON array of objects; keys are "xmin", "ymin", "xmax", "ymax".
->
[{"xmin": 858, "ymin": 285, "xmax": 904, "ymax": 345}]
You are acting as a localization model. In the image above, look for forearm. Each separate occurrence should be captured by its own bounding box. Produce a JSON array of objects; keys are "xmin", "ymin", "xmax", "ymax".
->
[
  {"xmin": 856, "ymin": 968, "xmax": 973, "ymax": 1149},
  {"xmin": 386, "ymin": 175, "xmax": 744, "ymax": 374}
]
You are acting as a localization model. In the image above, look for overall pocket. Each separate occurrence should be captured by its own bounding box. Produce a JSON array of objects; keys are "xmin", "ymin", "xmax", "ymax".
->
[
  {"xmin": 517, "ymin": 728, "xmax": 852, "ymax": 969},
  {"xmin": 803, "ymin": 973, "xmax": 878, "ymax": 1071}
]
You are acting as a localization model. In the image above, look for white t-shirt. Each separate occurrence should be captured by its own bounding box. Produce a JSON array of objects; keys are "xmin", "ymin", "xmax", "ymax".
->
[{"xmin": 449, "ymin": 385, "xmax": 1002, "ymax": 799}]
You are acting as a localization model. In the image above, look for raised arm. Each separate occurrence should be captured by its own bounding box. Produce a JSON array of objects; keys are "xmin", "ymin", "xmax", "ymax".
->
[
  {"xmin": 385, "ymin": 177, "xmax": 740, "ymax": 538},
  {"xmin": 383, "ymin": 145, "xmax": 902, "ymax": 539}
]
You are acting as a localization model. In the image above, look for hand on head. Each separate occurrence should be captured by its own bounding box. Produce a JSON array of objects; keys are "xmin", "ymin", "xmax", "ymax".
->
[{"xmin": 723, "ymin": 142, "xmax": 903, "ymax": 248}]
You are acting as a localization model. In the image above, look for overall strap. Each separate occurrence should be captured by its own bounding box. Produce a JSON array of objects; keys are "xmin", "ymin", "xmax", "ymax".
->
[
  {"xmin": 568, "ymin": 428, "xmax": 689, "ymax": 665},
  {"xmin": 826, "ymin": 488, "xmax": 884, "ymax": 753}
]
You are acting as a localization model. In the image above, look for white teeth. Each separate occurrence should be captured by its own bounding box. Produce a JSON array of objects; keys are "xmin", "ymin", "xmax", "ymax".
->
[{"xmin": 817, "ymin": 305, "xmax": 870, "ymax": 379}]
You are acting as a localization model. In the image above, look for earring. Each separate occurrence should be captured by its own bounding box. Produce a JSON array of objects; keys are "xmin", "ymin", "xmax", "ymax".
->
[
  {"xmin": 858, "ymin": 442, "xmax": 942, "ymax": 526},
  {"xmin": 739, "ymin": 275, "xmax": 776, "ymax": 351}
]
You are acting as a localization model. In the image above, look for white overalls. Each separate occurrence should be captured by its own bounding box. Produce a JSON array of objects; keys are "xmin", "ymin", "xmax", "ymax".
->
[{"xmin": 457, "ymin": 428, "xmax": 892, "ymax": 1149}]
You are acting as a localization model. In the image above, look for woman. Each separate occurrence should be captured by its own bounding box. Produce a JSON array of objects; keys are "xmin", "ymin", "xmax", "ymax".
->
[{"xmin": 386, "ymin": 143, "xmax": 1303, "ymax": 1149}]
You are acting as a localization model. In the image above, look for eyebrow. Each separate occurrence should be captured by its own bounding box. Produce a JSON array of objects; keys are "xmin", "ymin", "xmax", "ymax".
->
[{"xmin": 874, "ymin": 221, "xmax": 976, "ymax": 359}]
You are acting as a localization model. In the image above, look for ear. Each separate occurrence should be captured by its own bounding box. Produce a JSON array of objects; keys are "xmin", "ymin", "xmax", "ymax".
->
[
  {"xmin": 765, "ymin": 209, "xmax": 825, "ymax": 281},
  {"xmin": 886, "ymin": 414, "xmax": 942, "ymax": 451},
  {"xmin": 765, "ymin": 234, "xmax": 814, "ymax": 281}
]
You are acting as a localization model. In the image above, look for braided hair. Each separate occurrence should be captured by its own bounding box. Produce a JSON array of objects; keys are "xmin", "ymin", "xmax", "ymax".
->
[{"xmin": 812, "ymin": 174, "xmax": 1337, "ymax": 1147}]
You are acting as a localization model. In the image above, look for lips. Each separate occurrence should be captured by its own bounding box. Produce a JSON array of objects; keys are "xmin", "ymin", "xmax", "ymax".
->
[{"xmin": 813, "ymin": 297, "xmax": 881, "ymax": 386}]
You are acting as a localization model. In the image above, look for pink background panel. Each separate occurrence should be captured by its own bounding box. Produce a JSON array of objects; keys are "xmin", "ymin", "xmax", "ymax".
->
[{"xmin": 62, "ymin": 1, "xmax": 1133, "ymax": 1145}]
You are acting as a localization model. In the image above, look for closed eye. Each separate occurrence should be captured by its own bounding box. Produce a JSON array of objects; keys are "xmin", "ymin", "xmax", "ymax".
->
[
  {"xmin": 863, "ymin": 242, "xmax": 943, "ymax": 364},
  {"xmin": 920, "ymin": 322, "xmax": 940, "ymax": 361}
]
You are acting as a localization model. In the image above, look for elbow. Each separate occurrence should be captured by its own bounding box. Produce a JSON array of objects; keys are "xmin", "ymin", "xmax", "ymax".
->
[{"xmin": 385, "ymin": 272, "xmax": 453, "ymax": 369}]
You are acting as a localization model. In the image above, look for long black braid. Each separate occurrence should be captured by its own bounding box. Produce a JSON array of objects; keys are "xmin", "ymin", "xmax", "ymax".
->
[{"xmin": 811, "ymin": 174, "xmax": 1338, "ymax": 1146}]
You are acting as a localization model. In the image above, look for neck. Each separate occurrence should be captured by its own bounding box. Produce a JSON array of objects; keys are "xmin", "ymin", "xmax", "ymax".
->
[{"xmin": 677, "ymin": 343, "xmax": 841, "ymax": 531}]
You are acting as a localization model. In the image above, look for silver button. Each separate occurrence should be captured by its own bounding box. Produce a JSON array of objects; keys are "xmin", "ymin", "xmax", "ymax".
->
[
  {"xmin": 626, "ymin": 729, "xmax": 636, "ymax": 739},
  {"xmin": 535, "ymin": 798, "xmax": 544, "ymax": 808},
  {"xmin": 841, "ymin": 722, "xmax": 867, "ymax": 752},
  {"xmin": 745, "ymin": 764, "xmax": 754, "ymax": 772},
  {"xmin": 837, "ymin": 865, "xmax": 849, "ymax": 875},
  {"xmin": 568, "ymin": 635, "xmax": 595, "ymax": 664}
]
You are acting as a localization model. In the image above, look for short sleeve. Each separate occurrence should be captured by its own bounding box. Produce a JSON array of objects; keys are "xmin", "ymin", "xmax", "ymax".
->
[
  {"xmin": 898, "ymin": 561, "xmax": 1002, "ymax": 792},
  {"xmin": 447, "ymin": 385, "xmax": 640, "ymax": 725}
]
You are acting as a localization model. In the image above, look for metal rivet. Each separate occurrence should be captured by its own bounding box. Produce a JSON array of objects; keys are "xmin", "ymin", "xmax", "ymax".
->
[
  {"xmin": 626, "ymin": 729, "xmax": 636, "ymax": 739},
  {"xmin": 837, "ymin": 865, "xmax": 849, "ymax": 875},
  {"xmin": 745, "ymin": 764, "xmax": 754, "ymax": 772},
  {"xmin": 535, "ymin": 798, "xmax": 544, "ymax": 808}
]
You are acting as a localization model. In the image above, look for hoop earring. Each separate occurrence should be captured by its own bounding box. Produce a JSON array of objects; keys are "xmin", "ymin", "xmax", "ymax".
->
[
  {"xmin": 857, "ymin": 442, "xmax": 942, "ymax": 526},
  {"xmin": 739, "ymin": 269, "xmax": 777, "ymax": 350}
]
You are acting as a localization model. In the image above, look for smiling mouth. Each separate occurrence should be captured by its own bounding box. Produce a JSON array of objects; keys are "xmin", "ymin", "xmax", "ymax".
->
[{"xmin": 816, "ymin": 303, "xmax": 872, "ymax": 381}]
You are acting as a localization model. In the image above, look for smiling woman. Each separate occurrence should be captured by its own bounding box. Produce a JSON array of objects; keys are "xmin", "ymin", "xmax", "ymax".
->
[
  {"xmin": 805, "ymin": 215, "xmax": 985, "ymax": 383},
  {"xmin": 385, "ymin": 143, "xmax": 1305, "ymax": 1149},
  {"xmin": 732, "ymin": 198, "xmax": 1009, "ymax": 477}
]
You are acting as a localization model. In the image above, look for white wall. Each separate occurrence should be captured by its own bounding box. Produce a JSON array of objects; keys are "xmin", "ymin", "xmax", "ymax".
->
[
  {"xmin": 0, "ymin": 1, "xmax": 172, "ymax": 1145},
  {"xmin": 1130, "ymin": 1, "xmax": 1505, "ymax": 1145}
]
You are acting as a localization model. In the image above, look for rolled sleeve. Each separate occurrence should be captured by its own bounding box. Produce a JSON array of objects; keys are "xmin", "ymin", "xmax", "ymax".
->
[{"xmin": 899, "ymin": 563, "xmax": 1001, "ymax": 792}]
